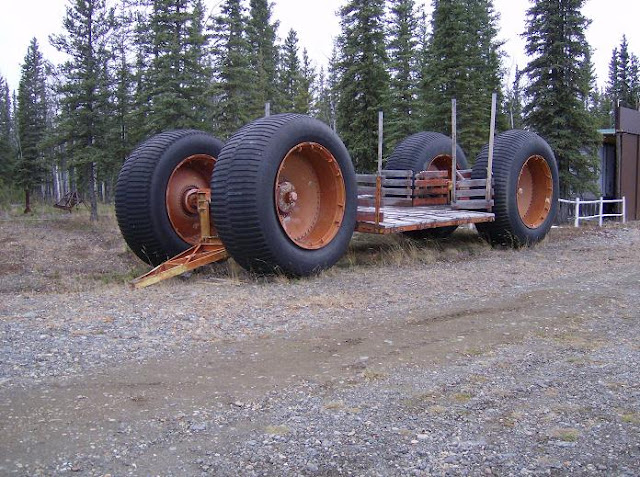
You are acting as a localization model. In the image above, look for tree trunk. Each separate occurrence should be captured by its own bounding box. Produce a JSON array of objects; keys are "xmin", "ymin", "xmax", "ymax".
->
[
  {"xmin": 88, "ymin": 162, "xmax": 99, "ymax": 222},
  {"xmin": 24, "ymin": 188, "xmax": 31, "ymax": 214}
]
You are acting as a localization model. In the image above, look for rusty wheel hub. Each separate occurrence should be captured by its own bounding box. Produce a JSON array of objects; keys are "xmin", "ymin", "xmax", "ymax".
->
[
  {"xmin": 276, "ymin": 181, "xmax": 298, "ymax": 215},
  {"xmin": 517, "ymin": 155, "xmax": 553, "ymax": 229},
  {"xmin": 166, "ymin": 154, "xmax": 215, "ymax": 244},
  {"xmin": 275, "ymin": 143, "xmax": 346, "ymax": 250}
]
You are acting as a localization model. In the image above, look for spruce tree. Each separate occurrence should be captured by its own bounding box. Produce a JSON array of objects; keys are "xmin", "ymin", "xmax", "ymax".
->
[
  {"xmin": 51, "ymin": 0, "xmax": 116, "ymax": 221},
  {"xmin": 279, "ymin": 29, "xmax": 309, "ymax": 113},
  {"xmin": 607, "ymin": 36, "xmax": 640, "ymax": 110},
  {"xmin": 505, "ymin": 66, "xmax": 524, "ymax": 129},
  {"xmin": 139, "ymin": 0, "xmax": 212, "ymax": 137},
  {"xmin": 0, "ymin": 75, "xmax": 14, "ymax": 184},
  {"xmin": 315, "ymin": 48, "xmax": 340, "ymax": 130},
  {"xmin": 295, "ymin": 49, "xmax": 316, "ymax": 115},
  {"xmin": 211, "ymin": 0, "xmax": 252, "ymax": 137},
  {"xmin": 108, "ymin": 0, "xmax": 137, "ymax": 197},
  {"xmin": 246, "ymin": 0, "xmax": 279, "ymax": 116},
  {"xmin": 16, "ymin": 38, "xmax": 49, "ymax": 213},
  {"xmin": 522, "ymin": 0, "xmax": 600, "ymax": 197},
  {"xmin": 335, "ymin": 0, "xmax": 389, "ymax": 171},
  {"xmin": 420, "ymin": 0, "xmax": 505, "ymax": 159},
  {"xmin": 387, "ymin": 0, "xmax": 420, "ymax": 149}
]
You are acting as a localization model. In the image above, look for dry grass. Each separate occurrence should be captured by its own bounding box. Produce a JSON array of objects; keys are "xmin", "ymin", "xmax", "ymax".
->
[
  {"xmin": 549, "ymin": 427, "xmax": 580, "ymax": 442},
  {"xmin": 340, "ymin": 228, "xmax": 490, "ymax": 270},
  {"xmin": 0, "ymin": 205, "xmax": 147, "ymax": 293}
]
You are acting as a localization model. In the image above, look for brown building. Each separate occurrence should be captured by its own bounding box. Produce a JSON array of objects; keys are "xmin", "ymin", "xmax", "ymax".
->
[{"xmin": 599, "ymin": 107, "xmax": 640, "ymax": 220}]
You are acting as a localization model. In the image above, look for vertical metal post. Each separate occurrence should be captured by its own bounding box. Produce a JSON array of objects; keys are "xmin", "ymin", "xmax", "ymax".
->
[
  {"xmin": 451, "ymin": 99, "xmax": 457, "ymax": 203},
  {"xmin": 574, "ymin": 198, "xmax": 581, "ymax": 228},
  {"xmin": 486, "ymin": 92, "xmax": 497, "ymax": 203},
  {"xmin": 599, "ymin": 197, "xmax": 604, "ymax": 227},
  {"xmin": 375, "ymin": 111, "xmax": 384, "ymax": 225},
  {"xmin": 622, "ymin": 196, "xmax": 627, "ymax": 223},
  {"xmin": 265, "ymin": 102, "xmax": 271, "ymax": 117},
  {"xmin": 197, "ymin": 190, "xmax": 212, "ymax": 240}
]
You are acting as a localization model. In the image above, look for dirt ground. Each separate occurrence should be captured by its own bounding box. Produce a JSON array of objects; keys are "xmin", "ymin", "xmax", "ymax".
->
[{"xmin": 0, "ymin": 208, "xmax": 639, "ymax": 476}]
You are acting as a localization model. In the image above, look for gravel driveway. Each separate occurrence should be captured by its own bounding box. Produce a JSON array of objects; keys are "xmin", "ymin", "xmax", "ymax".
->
[{"xmin": 0, "ymin": 214, "xmax": 638, "ymax": 476}]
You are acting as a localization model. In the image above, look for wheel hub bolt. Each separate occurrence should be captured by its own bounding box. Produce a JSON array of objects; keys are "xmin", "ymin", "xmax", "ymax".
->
[{"xmin": 277, "ymin": 182, "xmax": 297, "ymax": 214}]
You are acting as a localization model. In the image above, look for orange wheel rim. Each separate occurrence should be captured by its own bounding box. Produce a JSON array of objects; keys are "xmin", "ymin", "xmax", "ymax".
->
[
  {"xmin": 166, "ymin": 154, "xmax": 215, "ymax": 244},
  {"xmin": 427, "ymin": 154, "xmax": 458, "ymax": 179},
  {"xmin": 517, "ymin": 155, "xmax": 553, "ymax": 228},
  {"xmin": 275, "ymin": 143, "xmax": 346, "ymax": 250}
]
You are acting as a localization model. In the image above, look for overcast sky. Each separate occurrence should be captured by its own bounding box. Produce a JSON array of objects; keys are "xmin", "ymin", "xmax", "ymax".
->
[{"xmin": 1, "ymin": 0, "xmax": 639, "ymax": 93}]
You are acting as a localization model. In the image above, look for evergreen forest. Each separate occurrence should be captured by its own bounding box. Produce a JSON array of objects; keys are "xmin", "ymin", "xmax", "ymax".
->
[{"xmin": 1, "ymin": 0, "xmax": 639, "ymax": 219}]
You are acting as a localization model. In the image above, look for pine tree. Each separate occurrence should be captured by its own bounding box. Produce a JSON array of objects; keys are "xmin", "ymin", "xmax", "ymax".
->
[
  {"xmin": 279, "ymin": 29, "xmax": 302, "ymax": 112},
  {"xmin": 246, "ymin": 0, "xmax": 279, "ymax": 116},
  {"xmin": 139, "ymin": 0, "xmax": 212, "ymax": 137},
  {"xmin": 589, "ymin": 86, "xmax": 613, "ymax": 129},
  {"xmin": 335, "ymin": 0, "xmax": 389, "ymax": 171},
  {"xmin": 16, "ymin": 38, "xmax": 49, "ymax": 213},
  {"xmin": 505, "ymin": 66, "xmax": 524, "ymax": 129},
  {"xmin": 387, "ymin": 0, "xmax": 420, "ymax": 149},
  {"xmin": 108, "ymin": 0, "xmax": 137, "ymax": 197},
  {"xmin": 315, "ymin": 48, "xmax": 340, "ymax": 130},
  {"xmin": 315, "ymin": 67, "xmax": 332, "ymax": 125},
  {"xmin": 0, "ymin": 74, "xmax": 15, "ymax": 184},
  {"xmin": 295, "ymin": 49, "xmax": 316, "ymax": 114},
  {"xmin": 211, "ymin": 0, "xmax": 252, "ymax": 137},
  {"xmin": 522, "ymin": 0, "xmax": 600, "ymax": 197},
  {"xmin": 420, "ymin": 0, "xmax": 506, "ymax": 159},
  {"xmin": 607, "ymin": 36, "xmax": 640, "ymax": 110},
  {"xmin": 51, "ymin": 0, "xmax": 116, "ymax": 221}
]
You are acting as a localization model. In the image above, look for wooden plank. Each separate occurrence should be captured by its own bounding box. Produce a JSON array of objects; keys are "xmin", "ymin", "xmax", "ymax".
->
[
  {"xmin": 358, "ymin": 197, "xmax": 413, "ymax": 207},
  {"xmin": 412, "ymin": 197, "xmax": 449, "ymax": 206},
  {"xmin": 414, "ymin": 178, "xmax": 449, "ymax": 187},
  {"xmin": 457, "ymin": 179, "xmax": 491, "ymax": 188},
  {"xmin": 357, "ymin": 186, "xmax": 413, "ymax": 196},
  {"xmin": 452, "ymin": 199, "xmax": 494, "ymax": 210},
  {"xmin": 414, "ymin": 186, "xmax": 449, "ymax": 196},
  {"xmin": 416, "ymin": 170, "xmax": 448, "ymax": 179},
  {"xmin": 381, "ymin": 169, "xmax": 413, "ymax": 177},
  {"xmin": 355, "ymin": 204, "xmax": 495, "ymax": 234},
  {"xmin": 455, "ymin": 188, "xmax": 493, "ymax": 198},
  {"xmin": 356, "ymin": 176, "xmax": 413, "ymax": 186}
]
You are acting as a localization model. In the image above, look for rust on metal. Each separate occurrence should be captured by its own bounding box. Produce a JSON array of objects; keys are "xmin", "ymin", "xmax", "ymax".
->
[
  {"xmin": 516, "ymin": 155, "xmax": 553, "ymax": 228},
  {"xmin": 275, "ymin": 142, "xmax": 346, "ymax": 250},
  {"xmin": 166, "ymin": 154, "xmax": 216, "ymax": 245},
  {"xmin": 130, "ymin": 190, "xmax": 228, "ymax": 289}
]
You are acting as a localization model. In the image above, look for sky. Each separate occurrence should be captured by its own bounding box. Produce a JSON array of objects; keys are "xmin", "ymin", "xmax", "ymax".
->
[{"xmin": 1, "ymin": 0, "xmax": 639, "ymax": 94}]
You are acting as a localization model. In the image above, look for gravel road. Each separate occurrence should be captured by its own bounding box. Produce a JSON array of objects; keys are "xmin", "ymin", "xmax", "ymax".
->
[{"xmin": 0, "ymin": 214, "xmax": 639, "ymax": 476}]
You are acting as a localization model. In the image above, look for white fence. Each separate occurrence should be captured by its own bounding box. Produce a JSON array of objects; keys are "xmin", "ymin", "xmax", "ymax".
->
[{"xmin": 558, "ymin": 197, "xmax": 626, "ymax": 227}]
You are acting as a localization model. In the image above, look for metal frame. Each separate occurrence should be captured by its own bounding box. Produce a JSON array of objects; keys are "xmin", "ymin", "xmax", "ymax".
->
[
  {"xmin": 131, "ymin": 95, "xmax": 501, "ymax": 288},
  {"xmin": 130, "ymin": 190, "xmax": 228, "ymax": 289}
]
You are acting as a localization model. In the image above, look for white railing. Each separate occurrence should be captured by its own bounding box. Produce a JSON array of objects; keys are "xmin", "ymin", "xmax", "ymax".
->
[{"xmin": 559, "ymin": 197, "xmax": 626, "ymax": 227}]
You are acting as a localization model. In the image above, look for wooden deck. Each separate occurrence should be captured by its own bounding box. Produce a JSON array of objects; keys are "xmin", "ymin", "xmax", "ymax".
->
[{"xmin": 355, "ymin": 205, "xmax": 494, "ymax": 234}]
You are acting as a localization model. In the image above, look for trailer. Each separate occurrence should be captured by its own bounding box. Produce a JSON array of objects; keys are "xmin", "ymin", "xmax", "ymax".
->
[{"xmin": 115, "ymin": 97, "xmax": 558, "ymax": 288}]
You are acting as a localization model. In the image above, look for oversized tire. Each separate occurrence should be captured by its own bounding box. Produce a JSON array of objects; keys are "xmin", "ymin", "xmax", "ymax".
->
[
  {"xmin": 211, "ymin": 114, "xmax": 357, "ymax": 276},
  {"xmin": 386, "ymin": 132, "xmax": 468, "ymax": 239},
  {"xmin": 115, "ymin": 130, "xmax": 224, "ymax": 266},
  {"xmin": 471, "ymin": 130, "xmax": 559, "ymax": 247}
]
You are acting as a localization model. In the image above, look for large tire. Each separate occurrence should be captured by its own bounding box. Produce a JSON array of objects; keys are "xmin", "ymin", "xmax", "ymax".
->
[
  {"xmin": 386, "ymin": 132, "xmax": 468, "ymax": 239},
  {"xmin": 115, "ymin": 130, "xmax": 224, "ymax": 266},
  {"xmin": 386, "ymin": 132, "xmax": 468, "ymax": 172},
  {"xmin": 471, "ymin": 130, "xmax": 559, "ymax": 247},
  {"xmin": 211, "ymin": 114, "xmax": 357, "ymax": 276}
]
